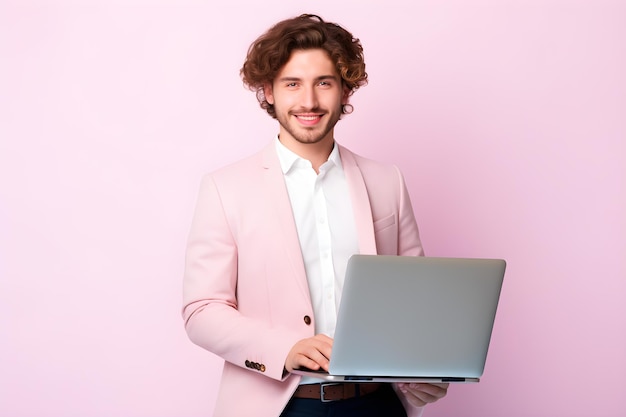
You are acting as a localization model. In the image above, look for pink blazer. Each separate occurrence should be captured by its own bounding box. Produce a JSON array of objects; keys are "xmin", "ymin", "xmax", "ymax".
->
[{"xmin": 183, "ymin": 142, "xmax": 425, "ymax": 417}]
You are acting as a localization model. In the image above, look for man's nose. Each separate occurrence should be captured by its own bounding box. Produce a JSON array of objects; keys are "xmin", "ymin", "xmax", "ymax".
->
[{"xmin": 301, "ymin": 86, "xmax": 319, "ymax": 109}]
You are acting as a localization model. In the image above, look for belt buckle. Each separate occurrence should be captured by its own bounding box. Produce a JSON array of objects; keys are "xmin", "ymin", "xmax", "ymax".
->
[{"xmin": 320, "ymin": 383, "xmax": 341, "ymax": 403}]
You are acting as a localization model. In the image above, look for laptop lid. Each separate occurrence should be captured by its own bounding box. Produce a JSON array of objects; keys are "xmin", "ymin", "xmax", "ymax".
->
[{"xmin": 293, "ymin": 255, "xmax": 506, "ymax": 383}]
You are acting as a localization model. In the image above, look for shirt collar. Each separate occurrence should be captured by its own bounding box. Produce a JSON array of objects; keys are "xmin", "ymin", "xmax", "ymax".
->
[{"xmin": 274, "ymin": 135, "xmax": 343, "ymax": 174}]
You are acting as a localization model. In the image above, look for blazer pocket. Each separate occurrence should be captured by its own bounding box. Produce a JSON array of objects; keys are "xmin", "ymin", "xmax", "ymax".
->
[{"xmin": 373, "ymin": 213, "xmax": 396, "ymax": 233}]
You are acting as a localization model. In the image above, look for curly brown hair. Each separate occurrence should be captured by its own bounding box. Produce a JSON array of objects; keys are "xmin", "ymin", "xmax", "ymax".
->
[{"xmin": 240, "ymin": 14, "xmax": 368, "ymax": 118}]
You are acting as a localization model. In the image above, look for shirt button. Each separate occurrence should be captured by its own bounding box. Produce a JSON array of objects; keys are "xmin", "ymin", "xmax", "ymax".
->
[{"xmin": 303, "ymin": 315, "xmax": 312, "ymax": 325}]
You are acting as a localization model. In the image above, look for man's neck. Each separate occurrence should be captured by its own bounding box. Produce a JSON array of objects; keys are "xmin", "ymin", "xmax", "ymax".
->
[{"xmin": 277, "ymin": 134, "xmax": 335, "ymax": 173}]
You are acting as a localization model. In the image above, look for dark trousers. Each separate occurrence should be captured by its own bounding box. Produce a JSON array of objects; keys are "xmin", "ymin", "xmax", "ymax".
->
[{"xmin": 279, "ymin": 384, "xmax": 408, "ymax": 417}]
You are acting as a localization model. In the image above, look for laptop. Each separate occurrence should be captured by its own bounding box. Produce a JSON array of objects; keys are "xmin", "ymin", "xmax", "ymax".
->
[{"xmin": 292, "ymin": 254, "xmax": 506, "ymax": 383}]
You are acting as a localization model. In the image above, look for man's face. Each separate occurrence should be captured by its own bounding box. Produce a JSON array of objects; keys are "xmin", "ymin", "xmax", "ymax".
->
[{"xmin": 265, "ymin": 49, "xmax": 349, "ymax": 148}]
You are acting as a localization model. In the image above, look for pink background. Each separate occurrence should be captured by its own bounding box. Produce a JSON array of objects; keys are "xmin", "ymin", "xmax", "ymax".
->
[{"xmin": 1, "ymin": 1, "xmax": 624, "ymax": 416}]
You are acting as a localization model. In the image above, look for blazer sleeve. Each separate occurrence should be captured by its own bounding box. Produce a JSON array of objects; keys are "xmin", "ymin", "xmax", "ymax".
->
[
  {"xmin": 391, "ymin": 165, "xmax": 427, "ymax": 417},
  {"xmin": 181, "ymin": 174, "xmax": 300, "ymax": 381},
  {"xmin": 394, "ymin": 164, "xmax": 425, "ymax": 257}
]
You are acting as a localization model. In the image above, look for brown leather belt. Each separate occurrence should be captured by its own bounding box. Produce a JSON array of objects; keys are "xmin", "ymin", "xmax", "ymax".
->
[{"xmin": 293, "ymin": 383, "xmax": 383, "ymax": 402}]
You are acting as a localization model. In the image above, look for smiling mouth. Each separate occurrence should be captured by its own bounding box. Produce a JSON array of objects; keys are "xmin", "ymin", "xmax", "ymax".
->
[{"xmin": 294, "ymin": 114, "xmax": 323, "ymax": 125}]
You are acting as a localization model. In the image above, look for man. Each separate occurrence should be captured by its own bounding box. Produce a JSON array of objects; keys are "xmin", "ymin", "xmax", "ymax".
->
[{"xmin": 182, "ymin": 14, "xmax": 448, "ymax": 417}]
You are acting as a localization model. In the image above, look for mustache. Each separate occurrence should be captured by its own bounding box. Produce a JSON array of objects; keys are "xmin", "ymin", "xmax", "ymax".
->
[
  {"xmin": 289, "ymin": 103, "xmax": 342, "ymax": 114},
  {"xmin": 290, "ymin": 107, "xmax": 324, "ymax": 113}
]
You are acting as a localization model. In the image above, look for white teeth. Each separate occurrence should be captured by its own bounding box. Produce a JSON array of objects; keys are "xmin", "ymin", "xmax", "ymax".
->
[{"xmin": 298, "ymin": 115, "xmax": 319, "ymax": 121}]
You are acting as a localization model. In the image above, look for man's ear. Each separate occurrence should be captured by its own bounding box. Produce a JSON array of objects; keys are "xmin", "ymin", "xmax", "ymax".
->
[
  {"xmin": 341, "ymin": 85, "xmax": 351, "ymax": 105},
  {"xmin": 264, "ymin": 83, "xmax": 274, "ymax": 105}
]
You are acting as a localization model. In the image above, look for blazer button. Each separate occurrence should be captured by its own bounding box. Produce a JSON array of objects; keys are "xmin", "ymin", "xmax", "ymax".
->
[
  {"xmin": 245, "ymin": 360, "xmax": 251, "ymax": 368},
  {"xmin": 260, "ymin": 364, "xmax": 266, "ymax": 372},
  {"xmin": 303, "ymin": 315, "xmax": 311, "ymax": 325}
]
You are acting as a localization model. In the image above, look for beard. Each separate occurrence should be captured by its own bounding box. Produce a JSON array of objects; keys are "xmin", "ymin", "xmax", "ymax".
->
[{"xmin": 275, "ymin": 104, "xmax": 342, "ymax": 145}]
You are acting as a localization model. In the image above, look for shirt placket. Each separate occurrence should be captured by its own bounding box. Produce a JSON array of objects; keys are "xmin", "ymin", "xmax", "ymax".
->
[{"xmin": 313, "ymin": 173, "xmax": 337, "ymax": 337}]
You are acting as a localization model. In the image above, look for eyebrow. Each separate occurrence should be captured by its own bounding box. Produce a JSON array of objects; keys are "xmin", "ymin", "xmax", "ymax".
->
[{"xmin": 277, "ymin": 75, "xmax": 339, "ymax": 83}]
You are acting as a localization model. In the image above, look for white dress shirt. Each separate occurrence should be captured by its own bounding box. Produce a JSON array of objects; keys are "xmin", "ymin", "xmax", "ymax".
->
[{"xmin": 275, "ymin": 137, "xmax": 359, "ymax": 384}]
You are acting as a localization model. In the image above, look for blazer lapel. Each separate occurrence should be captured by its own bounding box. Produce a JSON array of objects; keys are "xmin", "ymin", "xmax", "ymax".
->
[
  {"xmin": 338, "ymin": 145, "xmax": 377, "ymax": 255},
  {"xmin": 261, "ymin": 144, "xmax": 311, "ymax": 299}
]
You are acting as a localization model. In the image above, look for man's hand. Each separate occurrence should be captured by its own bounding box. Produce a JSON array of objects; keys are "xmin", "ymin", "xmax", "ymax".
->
[
  {"xmin": 285, "ymin": 334, "xmax": 333, "ymax": 373},
  {"xmin": 396, "ymin": 382, "xmax": 449, "ymax": 407}
]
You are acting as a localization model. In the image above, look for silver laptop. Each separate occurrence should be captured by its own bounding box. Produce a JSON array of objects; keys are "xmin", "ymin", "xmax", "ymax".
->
[{"xmin": 293, "ymin": 254, "xmax": 506, "ymax": 383}]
